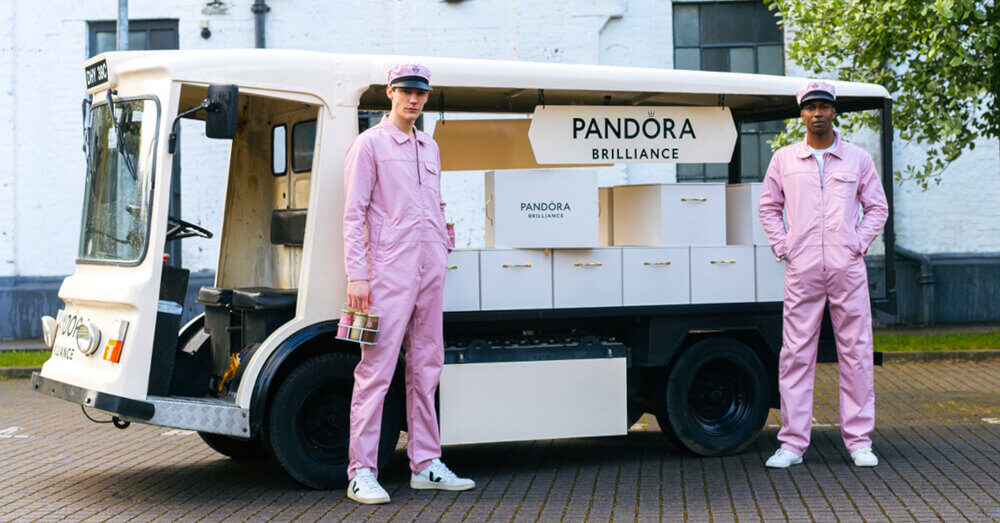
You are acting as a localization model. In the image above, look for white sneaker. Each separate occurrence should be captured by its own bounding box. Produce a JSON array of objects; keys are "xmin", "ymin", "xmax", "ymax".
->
[
  {"xmin": 765, "ymin": 448, "xmax": 803, "ymax": 468},
  {"xmin": 410, "ymin": 459, "xmax": 475, "ymax": 491},
  {"xmin": 851, "ymin": 447, "xmax": 879, "ymax": 467},
  {"xmin": 347, "ymin": 467, "xmax": 390, "ymax": 504}
]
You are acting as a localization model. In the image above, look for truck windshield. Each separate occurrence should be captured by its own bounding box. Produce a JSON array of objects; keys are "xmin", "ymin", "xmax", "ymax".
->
[{"xmin": 79, "ymin": 98, "xmax": 159, "ymax": 264}]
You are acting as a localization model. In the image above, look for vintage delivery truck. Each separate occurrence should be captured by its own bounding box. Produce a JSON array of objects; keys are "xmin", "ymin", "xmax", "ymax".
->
[{"xmin": 32, "ymin": 50, "xmax": 897, "ymax": 489}]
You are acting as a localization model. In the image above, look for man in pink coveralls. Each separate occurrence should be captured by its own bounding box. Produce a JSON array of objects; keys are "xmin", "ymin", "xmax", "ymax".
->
[
  {"xmin": 342, "ymin": 63, "xmax": 474, "ymax": 504},
  {"xmin": 758, "ymin": 80, "xmax": 888, "ymax": 469}
]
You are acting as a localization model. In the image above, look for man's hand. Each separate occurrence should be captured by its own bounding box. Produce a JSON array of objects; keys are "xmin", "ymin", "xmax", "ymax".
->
[{"xmin": 347, "ymin": 280, "xmax": 372, "ymax": 311}]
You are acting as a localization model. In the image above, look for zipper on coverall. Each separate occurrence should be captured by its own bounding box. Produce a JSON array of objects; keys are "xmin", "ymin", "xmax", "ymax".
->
[{"xmin": 819, "ymin": 153, "xmax": 826, "ymax": 272}]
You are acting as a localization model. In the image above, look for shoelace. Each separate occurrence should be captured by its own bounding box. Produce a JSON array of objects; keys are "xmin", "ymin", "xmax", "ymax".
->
[
  {"xmin": 356, "ymin": 472, "xmax": 382, "ymax": 492},
  {"xmin": 429, "ymin": 461, "xmax": 457, "ymax": 480}
]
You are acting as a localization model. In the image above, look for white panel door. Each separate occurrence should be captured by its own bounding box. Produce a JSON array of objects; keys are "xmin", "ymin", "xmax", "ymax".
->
[
  {"xmin": 553, "ymin": 249, "xmax": 622, "ymax": 308},
  {"xmin": 622, "ymin": 247, "xmax": 690, "ymax": 306},
  {"xmin": 439, "ymin": 358, "xmax": 627, "ymax": 445},
  {"xmin": 755, "ymin": 246, "xmax": 786, "ymax": 302},
  {"xmin": 479, "ymin": 249, "xmax": 553, "ymax": 310},
  {"xmin": 443, "ymin": 250, "xmax": 480, "ymax": 311},
  {"xmin": 660, "ymin": 183, "xmax": 726, "ymax": 245},
  {"xmin": 690, "ymin": 246, "xmax": 755, "ymax": 303}
]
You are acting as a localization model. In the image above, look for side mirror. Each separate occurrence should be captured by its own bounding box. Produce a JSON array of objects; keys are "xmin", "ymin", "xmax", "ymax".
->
[{"xmin": 205, "ymin": 84, "xmax": 239, "ymax": 139}]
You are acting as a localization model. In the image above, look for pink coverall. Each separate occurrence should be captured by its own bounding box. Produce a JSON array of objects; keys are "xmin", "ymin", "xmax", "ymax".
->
[
  {"xmin": 343, "ymin": 115, "xmax": 450, "ymax": 478},
  {"xmin": 758, "ymin": 131, "xmax": 888, "ymax": 456}
]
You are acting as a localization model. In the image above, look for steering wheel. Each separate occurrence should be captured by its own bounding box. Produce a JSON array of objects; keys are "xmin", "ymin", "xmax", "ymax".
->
[{"xmin": 166, "ymin": 215, "xmax": 214, "ymax": 241}]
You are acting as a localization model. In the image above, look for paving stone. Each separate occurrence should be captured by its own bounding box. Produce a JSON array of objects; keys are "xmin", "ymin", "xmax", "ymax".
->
[{"xmin": 2, "ymin": 360, "xmax": 1000, "ymax": 520}]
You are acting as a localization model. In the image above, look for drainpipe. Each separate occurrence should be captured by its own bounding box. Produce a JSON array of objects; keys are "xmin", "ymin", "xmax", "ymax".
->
[
  {"xmin": 252, "ymin": 0, "xmax": 270, "ymax": 48},
  {"xmin": 117, "ymin": 0, "xmax": 129, "ymax": 51},
  {"xmin": 894, "ymin": 245, "xmax": 935, "ymax": 325}
]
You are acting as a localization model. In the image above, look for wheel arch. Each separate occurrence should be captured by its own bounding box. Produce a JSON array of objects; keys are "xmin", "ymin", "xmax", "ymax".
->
[{"xmin": 247, "ymin": 321, "xmax": 360, "ymax": 434}]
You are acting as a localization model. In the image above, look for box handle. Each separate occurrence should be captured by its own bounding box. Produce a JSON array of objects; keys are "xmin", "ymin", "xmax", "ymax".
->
[
  {"xmin": 775, "ymin": 258, "xmax": 783, "ymax": 263},
  {"xmin": 573, "ymin": 262, "xmax": 603, "ymax": 267},
  {"xmin": 485, "ymin": 195, "xmax": 494, "ymax": 225},
  {"xmin": 710, "ymin": 259, "xmax": 737, "ymax": 264},
  {"xmin": 680, "ymin": 197, "xmax": 708, "ymax": 202},
  {"xmin": 446, "ymin": 265, "xmax": 459, "ymax": 270},
  {"xmin": 502, "ymin": 263, "xmax": 532, "ymax": 268},
  {"xmin": 643, "ymin": 261, "xmax": 672, "ymax": 266}
]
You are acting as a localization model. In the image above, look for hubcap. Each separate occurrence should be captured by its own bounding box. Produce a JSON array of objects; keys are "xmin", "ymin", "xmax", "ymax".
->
[
  {"xmin": 297, "ymin": 383, "xmax": 351, "ymax": 462},
  {"xmin": 687, "ymin": 359, "xmax": 752, "ymax": 436}
]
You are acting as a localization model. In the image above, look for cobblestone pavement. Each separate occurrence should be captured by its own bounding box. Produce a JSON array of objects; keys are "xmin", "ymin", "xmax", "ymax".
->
[{"xmin": 1, "ymin": 361, "xmax": 999, "ymax": 521}]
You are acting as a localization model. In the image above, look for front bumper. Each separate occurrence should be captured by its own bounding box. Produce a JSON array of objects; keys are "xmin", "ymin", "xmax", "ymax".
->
[{"xmin": 29, "ymin": 372, "xmax": 155, "ymax": 421}]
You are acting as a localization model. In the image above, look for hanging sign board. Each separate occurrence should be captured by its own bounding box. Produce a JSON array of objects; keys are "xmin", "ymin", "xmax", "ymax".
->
[{"xmin": 527, "ymin": 105, "xmax": 737, "ymax": 164}]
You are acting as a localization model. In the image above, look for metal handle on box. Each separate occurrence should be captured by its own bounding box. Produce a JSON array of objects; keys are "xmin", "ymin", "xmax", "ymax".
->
[
  {"xmin": 502, "ymin": 263, "xmax": 532, "ymax": 268},
  {"xmin": 643, "ymin": 261, "xmax": 672, "ymax": 266},
  {"xmin": 447, "ymin": 265, "xmax": 458, "ymax": 270},
  {"xmin": 680, "ymin": 197, "xmax": 708, "ymax": 202},
  {"xmin": 710, "ymin": 259, "xmax": 737, "ymax": 264},
  {"xmin": 573, "ymin": 262, "xmax": 603, "ymax": 267}
]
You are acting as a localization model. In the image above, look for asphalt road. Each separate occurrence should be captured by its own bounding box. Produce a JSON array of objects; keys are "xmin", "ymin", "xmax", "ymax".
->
[{"xmin": 2, "ymin": 360, "xmax": 999, "ymax": 521}]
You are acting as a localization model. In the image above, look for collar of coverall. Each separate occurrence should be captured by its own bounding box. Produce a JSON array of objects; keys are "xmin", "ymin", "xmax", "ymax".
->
[
  {"xmin": 379, "ymin": 114, "xmax": 431, "ymax": 145},
  {"xmin": 795, "ymin": 129, "xmax": 844, "ymax": 160}
]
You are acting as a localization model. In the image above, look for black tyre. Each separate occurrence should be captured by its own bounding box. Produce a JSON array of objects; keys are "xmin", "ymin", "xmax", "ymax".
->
[
  {"xmin": 198, "ymin": 432, "xmax": 268, "ymax": 461},
  {"xmin": 657, "ymin": 337, "xmax": 769, "ymax": 456},
  {"xmin": 267, "ymin": 352, "xmax": 402, "ymax": 489}
]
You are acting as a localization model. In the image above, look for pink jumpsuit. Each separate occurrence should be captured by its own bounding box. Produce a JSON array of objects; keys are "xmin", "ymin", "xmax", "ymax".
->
[
  {"xmin": 758, "ymin": 131, "xmax": 888, "ymax": 456},
  {"xmin": 343, "ymin": 115, "xmax": 450, "ymax": 478}
]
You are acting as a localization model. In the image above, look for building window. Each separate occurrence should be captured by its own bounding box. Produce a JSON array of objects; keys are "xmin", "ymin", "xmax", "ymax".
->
[
  {"xmin": 673, "ymin": 1, "xmax": 784, "ymax": 182},
  {"xmin": 88, "ymin": 19, "xmax": 179, "ymax": 57}
]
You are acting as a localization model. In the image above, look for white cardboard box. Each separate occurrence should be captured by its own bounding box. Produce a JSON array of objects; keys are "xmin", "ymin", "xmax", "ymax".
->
[
  {"xmin": 553, "ymin": 249, "xmax": 623, "ymax": 308},
  {"xmin": 690, "ymin": 246, "xmax": 755, "ymax": 303},
  {"xmin": 726, "ymin": 183, "xmax": 770, "ymax": 245},
  {"xmin": 622, "ymin": 247, "xmax": 691, "ymax": 306},
  {"xmin": 612, "ymin": 183, "xmax": 726, "ymax": 246},
  {"xmin": 755, "ymin": 245, "xmax": 786, "ymax": 302},
  {"xmin": 443, "ymin": 250, "xmax": 480, "ymax": 311},
  {"xmin": 486, "ymin": 169, "xmax": 598, "ymax": 249},
  {"xmin": 479, "ymin": 249, "xmax": 553, "ymax": 310}
]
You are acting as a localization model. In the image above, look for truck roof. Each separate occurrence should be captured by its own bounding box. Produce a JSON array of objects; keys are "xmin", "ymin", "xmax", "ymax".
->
[{"xmin": 86, "ymin": 49, "xmax": 890, "ymax": 120}]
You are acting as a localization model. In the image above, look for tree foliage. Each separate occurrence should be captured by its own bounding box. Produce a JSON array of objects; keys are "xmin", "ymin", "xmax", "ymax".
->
[{"xmin": 765, "ymin": 0, "xmax": 998, "ymax": 187}]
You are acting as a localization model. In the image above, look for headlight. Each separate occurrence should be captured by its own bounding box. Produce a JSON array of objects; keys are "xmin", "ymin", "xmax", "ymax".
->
[
  {"xmin": 41, "ymin": 316, "xmax": 58, "ymax": 348},
  {"xmin": 75, "ymin": 321, "xmax": 102, "ymax": 356}
]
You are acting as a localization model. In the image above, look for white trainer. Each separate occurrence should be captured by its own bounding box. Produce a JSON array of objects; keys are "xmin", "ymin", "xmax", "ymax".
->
[
  {"xmin": 765, "ymin": 448, "xmax": 803, "ymax": 468},
  {"xmin": 347, "ymin": 467, "xmax": 390, "ymax": 504},
  {"xmin": 410, "ymin": 459, "xmax": 475, "ymax": 491},
  {"xmin": 851, "ymin": 447, "xmax": 879, "ymax": 467}
]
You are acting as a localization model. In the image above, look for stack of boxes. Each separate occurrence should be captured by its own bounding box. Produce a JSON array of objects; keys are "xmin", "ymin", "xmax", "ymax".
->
[{"xmin": 442, "ymin": 170, "xmax": 785, "ymax": 312}]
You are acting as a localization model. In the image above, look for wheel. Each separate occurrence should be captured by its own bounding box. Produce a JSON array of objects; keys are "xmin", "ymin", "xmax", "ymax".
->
[
  {"xmin": 198, "ymin": 432, "xmax": 268, "ymax": 461},
  {"xmin": 266, "ymin": 352, "xmax": 402, "ymax": 489},
  {"xmin": 656, "ymin": 337, "xmax": 769, "ymax": 456}
]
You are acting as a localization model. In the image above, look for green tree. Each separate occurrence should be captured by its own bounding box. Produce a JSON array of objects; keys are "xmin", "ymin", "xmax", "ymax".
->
[{"xmin": 765, "ymin": 0, "xmax": 998, "ymax": 188}]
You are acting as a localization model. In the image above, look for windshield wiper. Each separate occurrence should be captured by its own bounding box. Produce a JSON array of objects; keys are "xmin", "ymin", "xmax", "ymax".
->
[{"xmin": 106, "ymin": 90, "xmax": 138, "ymax": 181}]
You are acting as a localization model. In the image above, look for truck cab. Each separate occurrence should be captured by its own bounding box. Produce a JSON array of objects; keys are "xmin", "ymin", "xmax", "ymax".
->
[{"xmin": 33, "ymin": 50, "xmax": 896, "ymax": 489}]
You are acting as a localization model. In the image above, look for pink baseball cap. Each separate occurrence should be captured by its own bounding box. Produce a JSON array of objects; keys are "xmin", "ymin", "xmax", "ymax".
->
[
  {"xmin": 796, "ymin": 80, "xmax": 836, "ymax": 107},
  {"xmin": 387, "ymin": 63, "xmax": 432, "ymax": 92}
]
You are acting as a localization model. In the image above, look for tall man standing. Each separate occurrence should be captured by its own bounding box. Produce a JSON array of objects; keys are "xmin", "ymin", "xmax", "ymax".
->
[
  {"xmin": 342, "ymin": 63, "xmax": 474, "ymax": 504},
  {"xmin": 758, "ymin": 80, "xmax": 888, "ymax": 469}
]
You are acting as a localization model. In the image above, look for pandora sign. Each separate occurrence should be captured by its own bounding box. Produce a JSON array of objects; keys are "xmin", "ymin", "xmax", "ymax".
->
[{"xmin": 528, "ymin": 106, "xmax": 737, "ymax": 164}]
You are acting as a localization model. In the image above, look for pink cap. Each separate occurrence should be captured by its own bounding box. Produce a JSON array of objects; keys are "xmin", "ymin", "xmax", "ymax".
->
[
  {"xmin": 796, "ymin": 80, "xmax": 836, "ymax": 107},
  {"xmin": 387, "ymin": 63, "xmax": 432, "ymax": 91}
]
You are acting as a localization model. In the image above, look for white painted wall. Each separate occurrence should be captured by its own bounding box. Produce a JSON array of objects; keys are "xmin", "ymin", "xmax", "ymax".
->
[{"xmin": 1, "ymin": 0, "xmax": 997, "ymax": 278}]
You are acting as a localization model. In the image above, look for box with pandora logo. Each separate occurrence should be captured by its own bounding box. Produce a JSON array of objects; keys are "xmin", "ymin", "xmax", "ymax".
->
[{"xmin": 485, "ymin": 169, "xmax": 599, "ymax": 248}]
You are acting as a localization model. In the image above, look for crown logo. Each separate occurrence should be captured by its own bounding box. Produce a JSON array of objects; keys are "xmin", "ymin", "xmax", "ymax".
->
[{"xmin": 647, "ymin": 110, "xmax": 655, "ymax": 118}]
